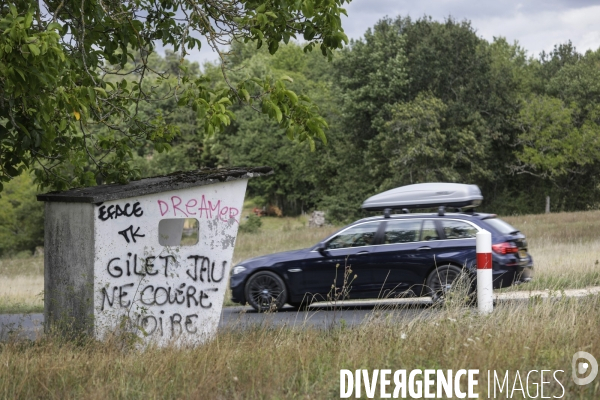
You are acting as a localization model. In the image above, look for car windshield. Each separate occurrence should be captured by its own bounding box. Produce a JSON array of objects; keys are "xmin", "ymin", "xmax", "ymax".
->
[{"xmin": 485, "ymin": 218, "xmax": 520, "ymax": 235}]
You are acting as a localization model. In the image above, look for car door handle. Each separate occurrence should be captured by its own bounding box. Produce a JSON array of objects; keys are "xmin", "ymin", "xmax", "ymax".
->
[
  {"xmin": 417, "ymin": 246, "xmax": 431, "ymax": 250},
  {"xmin": 288, "ymin": 268, "xmax": 302, "ymax": 273}
]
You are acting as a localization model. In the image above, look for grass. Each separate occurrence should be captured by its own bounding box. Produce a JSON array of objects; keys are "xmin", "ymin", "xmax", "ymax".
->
[
  {"xmin": 0, "ymin": 295, "xmax": 598, "ymax": 398},
  {"xmin": 0, "ymin": 257, "xmax": 44, "ymax": 314},
  {"xmin": 503, "ymin": 210, "xmax": 600, "ymax": 291},
  {"xmin": 1, "ymin": 209, "xmax": 600, "ymax": 398}
]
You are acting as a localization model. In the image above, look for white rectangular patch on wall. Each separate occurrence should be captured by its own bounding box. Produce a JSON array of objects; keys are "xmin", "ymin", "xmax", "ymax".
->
[{"xmin": 158, "ymin": 218, "xmax": 199, "ymax": 246}]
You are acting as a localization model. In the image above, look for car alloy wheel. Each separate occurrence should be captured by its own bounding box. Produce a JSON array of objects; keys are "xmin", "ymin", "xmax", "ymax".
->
[{"xmin": 245, "ymin": 271, "xmax": 287, "ymax": 312}]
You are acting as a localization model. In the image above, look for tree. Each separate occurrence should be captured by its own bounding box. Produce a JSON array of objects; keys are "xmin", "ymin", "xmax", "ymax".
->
[
  {"xmin": 0, "ymin": 172, "xmax": 44, "ymax": 256},
  {"xmin": 107, "ymin": 15, "xmax": 600, "ymax": 219},
  {"xmin": 323, "ymin": 16, "xmax": 499, "ymax": 221},
  {"xmin": 0, "ymin": 0, "xmax": 348, "ymax": 191},
  {"xmin": 510, "ymin": 48, "xmax": 600, "ymax": 210},
  {"xmin": 198, "ymin": 41, "xmax": 340, "ymax": 214},
  {"xmin": 374, "ymin": 92, "xmax": 451, "ymax": 188}
]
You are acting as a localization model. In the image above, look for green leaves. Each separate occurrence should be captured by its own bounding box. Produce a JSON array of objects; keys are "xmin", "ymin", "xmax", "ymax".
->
[
  {"xmin": 376, "ymin": 93, "xmax": 453, "ymax": 185},
  {"xmin": 241, "ymin": 0, "xmax": 349, "ymax": 61},
  {"xmin": 262, "ymin": 100, "xmax": 283, "ymax": 123},
  {"xmin": 284, "ymin": 90, "xmax": 298, "ymax": 104},
  {"xmin": 514, "ymin": 95, "xmax": 600, "ymax": 180},
  {"xmin": 239, "ymin": 88, "xmax": 251, "ymax": 102},
  {"xmin": 0, "ymin": 5, "xmax": 73, "ymax": 188},
  {"xmin": 0, "ymin": 0, "xmax": 349, "ymax": 192},
  {"xmin": 0, "ymin": 173, "xmax": 45, "ymax": 256},
  {"xmin": 27, "ymin": 43, "xmax": 39, "ymax": 56},
  {"xmin": 301, "ymin": 0, "xmax": 314, "ymax": 17}
]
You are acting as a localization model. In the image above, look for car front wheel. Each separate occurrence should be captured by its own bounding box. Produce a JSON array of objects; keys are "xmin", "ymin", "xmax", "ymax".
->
[{"xmin": 244, "ymin": 271, "xmax": 288, "ymax": 312}]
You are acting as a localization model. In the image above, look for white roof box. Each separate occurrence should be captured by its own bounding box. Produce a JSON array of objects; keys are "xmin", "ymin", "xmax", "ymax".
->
[{"xmin": 362, "ymin": 182, "xmax": 483, "ymax": 211}]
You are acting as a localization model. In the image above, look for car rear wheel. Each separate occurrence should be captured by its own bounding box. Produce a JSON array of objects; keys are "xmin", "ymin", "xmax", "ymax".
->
[
  {"xmin": 245, "ymin": 271, "xmax": 287, "ymax": 312},
  {"xmin": 426, "ymin": 265, "xmax": 472, "ymax": 305}
]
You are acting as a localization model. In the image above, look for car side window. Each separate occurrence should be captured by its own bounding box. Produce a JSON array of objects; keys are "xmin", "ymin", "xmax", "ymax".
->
[
  {"xmin": 383, "ymin": 220, "xmax": 422, "ymax": 244},
  {"xmin": 326, "ymin": 222, "xmax": 381, "ymax": 249},
  {"xmin": 441, "ymin": 220, "xmax": 478, "ymax": 239},
  {"xmin": 420, "ymin": 220, "xmax": 439, "ymax": 241}
]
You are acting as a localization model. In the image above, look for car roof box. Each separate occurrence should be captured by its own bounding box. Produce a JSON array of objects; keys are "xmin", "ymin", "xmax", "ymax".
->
[{"xmin": 361, "ymin": 182, "xmax": 483, "ymax": 211}]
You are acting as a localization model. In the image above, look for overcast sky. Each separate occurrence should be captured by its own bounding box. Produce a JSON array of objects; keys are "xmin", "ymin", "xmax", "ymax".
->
[{"xmin": 183, "ymin": 0, "xmax": 600, "ymax": 65}]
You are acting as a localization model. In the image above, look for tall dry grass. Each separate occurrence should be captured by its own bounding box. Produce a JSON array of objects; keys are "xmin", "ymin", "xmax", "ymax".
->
[
  {"xmin": 0, "ymin": 295, "xmax": 598, "ymax": 398},
  {"xmin": 1, "ymin": 211, "xmax": 600, "ymax": 398},
  {"xmin": 0, "ymin": 257, "xmax": 44, "ymax": 313},
  {"xmin": 503, "ymin": 211, "xmax": 600, "ymax": 290},
  {"xmin": 504, "ymin": 210, "xmax": 600, "ymax": 244},
  {"xmin": 0, "ymin": 276, "xmax": 44, "ymax": 314}
]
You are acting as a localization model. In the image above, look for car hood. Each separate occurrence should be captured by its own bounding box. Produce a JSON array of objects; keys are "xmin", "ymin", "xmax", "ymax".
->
[{"xmin": 238, "ymin": 248, "xmax": 311, "ymax": 268}]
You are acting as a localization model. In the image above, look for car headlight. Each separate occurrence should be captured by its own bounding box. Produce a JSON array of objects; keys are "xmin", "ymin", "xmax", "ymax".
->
[{"xmin": 232, "ymin": 265, "xmax": 247, "ymax": 275}]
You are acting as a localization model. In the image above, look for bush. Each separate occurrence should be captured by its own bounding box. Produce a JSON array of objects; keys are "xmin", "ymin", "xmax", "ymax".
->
[
  {"xmin": 239, "ymin": 214, "xmax": 262, "ymax": 234},
  {"xmin": 0, "ymin": 173, "xmax": 44, "ymax": 257}
]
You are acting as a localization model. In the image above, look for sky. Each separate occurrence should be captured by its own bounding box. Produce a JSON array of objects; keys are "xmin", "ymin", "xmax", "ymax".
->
[{"xmin": 182, "ymin": 0, "xmax": 600, "ymax": 65}]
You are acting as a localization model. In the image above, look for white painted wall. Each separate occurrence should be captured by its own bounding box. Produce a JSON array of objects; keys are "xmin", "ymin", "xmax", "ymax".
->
[{"xmin": 93, "ymin": 179, "xmax": 248, "ymax": 346}]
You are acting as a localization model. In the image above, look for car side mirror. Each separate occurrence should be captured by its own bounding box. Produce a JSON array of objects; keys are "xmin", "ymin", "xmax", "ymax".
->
[{"xmin": 316, "ymin": 244, "xmax": 328, "ymax": 256}]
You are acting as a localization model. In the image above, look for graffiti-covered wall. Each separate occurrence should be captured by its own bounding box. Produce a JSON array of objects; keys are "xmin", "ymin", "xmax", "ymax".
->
[{"xmin": 93, "ymin": 179, "xmax": 247, "ymax": 345}]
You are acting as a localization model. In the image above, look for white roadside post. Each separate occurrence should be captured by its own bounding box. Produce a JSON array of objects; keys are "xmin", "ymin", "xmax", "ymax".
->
[{"xmin": 476, "ymin": 229, "xmax": 494, "ymax": 314}]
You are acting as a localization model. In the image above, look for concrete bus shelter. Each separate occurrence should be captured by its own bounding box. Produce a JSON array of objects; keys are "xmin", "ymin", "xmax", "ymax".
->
[{"xmin": 37, "ymin": 167, "xmax": 272, "ymax": 346}]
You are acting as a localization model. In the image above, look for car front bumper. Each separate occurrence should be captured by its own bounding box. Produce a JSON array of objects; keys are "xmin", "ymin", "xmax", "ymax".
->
[{"xmin": 229, "ymin": 272, "xmax": 247, "ymax": 304}]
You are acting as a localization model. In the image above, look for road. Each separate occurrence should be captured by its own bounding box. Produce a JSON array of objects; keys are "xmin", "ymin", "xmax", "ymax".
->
[
  {"xmin": 2, "ymin": 287, "xmax": 599, "ymax": 341},
  {"xmin": 219, "ymin": 298, "xmax": 435, "ymax": 330},
  {"xmin": 0, "ymin": 299, "xmax": 434, "ymax": 341}
]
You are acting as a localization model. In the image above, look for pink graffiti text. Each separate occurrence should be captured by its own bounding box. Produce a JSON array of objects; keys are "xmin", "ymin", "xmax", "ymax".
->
[{"xmin": 157, "ymin": 195, "xmax": 239, "ymax": 223}]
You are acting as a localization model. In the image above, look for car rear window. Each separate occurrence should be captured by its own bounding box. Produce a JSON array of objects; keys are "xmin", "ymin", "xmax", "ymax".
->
[
  {"xmin": 440, "ymin": 220, "xmax": 478, "ymax": 239},
  {"xmin": 383, "ymin": 220, "xmax": 421, "ymax": 244},
  {"xmin": 421, "ymin": 220, "xmax": 439, "ymax": 241},
  {"xmin": 484, "ymin": 218, "xmax": 520, "ymax": 235}
]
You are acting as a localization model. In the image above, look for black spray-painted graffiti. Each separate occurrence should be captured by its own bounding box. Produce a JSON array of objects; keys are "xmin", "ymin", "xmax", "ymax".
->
[
  {"xmin": 106, "ymin": 254, "xmax": 175, "ymax": 277},
  {"xmin": 133, "ymin": 312, "xmax": 200, "ymax": 336},
  {"xmin": 98, "ymin": 202, "xmax": 143, "ymax": 221},
  {"xmin": 100, "ymin": 283, "xmax": 218, "ymax": 311},
  {"xmin": 105, "ymin": 254, "xmax": 226, "ymax": 280},
  {"xmin": 117, "ymin": 225, "xmax": 146, "ymax": 243},
  {"xmin": 186, "ymin": 256, "xmax": 226, "ymax": 283},
  {"xmin": 100, "ymin": 254, "xmax": 226, "ymax": 338}
]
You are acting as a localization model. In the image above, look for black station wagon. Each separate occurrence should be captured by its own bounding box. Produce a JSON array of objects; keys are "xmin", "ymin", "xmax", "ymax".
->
[{"xmin": 230, "ymin": 183, "xmax": 534, "ymax": 311}]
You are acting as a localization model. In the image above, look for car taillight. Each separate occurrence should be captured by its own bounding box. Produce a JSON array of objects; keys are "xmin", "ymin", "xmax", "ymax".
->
[{"xmin": 492, "ymin": 242, "xmax": 519, "ymax": 255}]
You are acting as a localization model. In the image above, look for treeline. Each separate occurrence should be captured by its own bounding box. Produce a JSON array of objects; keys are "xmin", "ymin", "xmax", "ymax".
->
[
  {"xmin": 3, "ymin": 15, "xmax": 600, "ymax": 256},
  {"xmin": 135, "ymin": 16, "xmax": 600, "ymax": 222}
]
